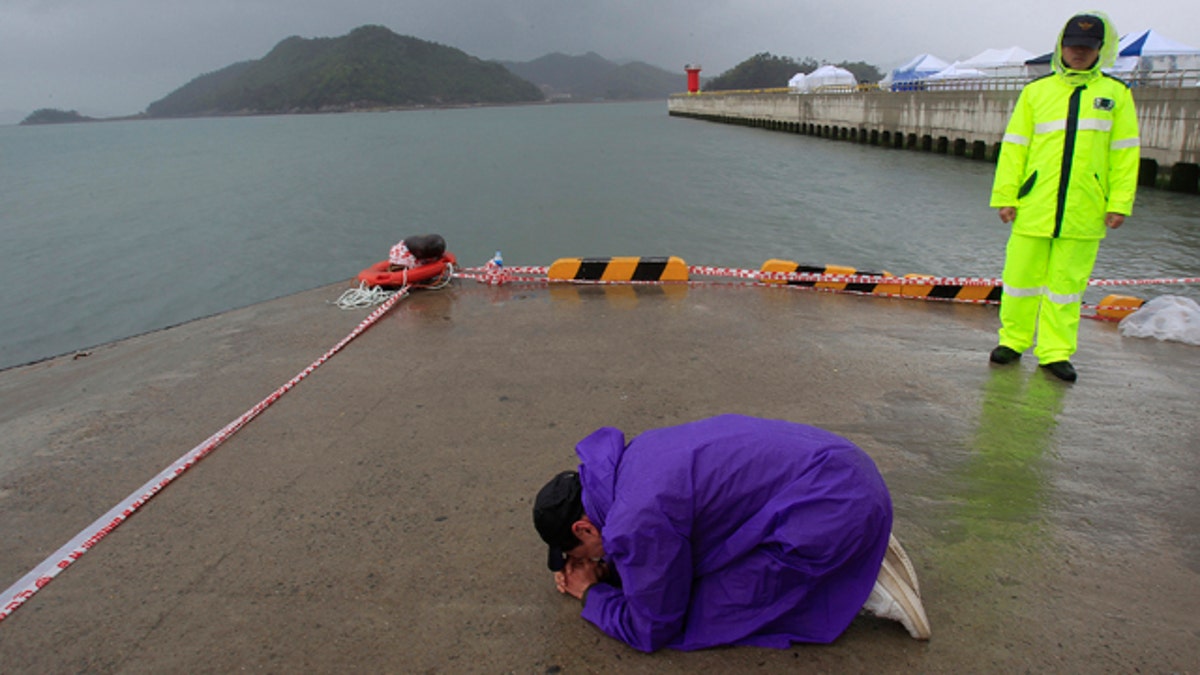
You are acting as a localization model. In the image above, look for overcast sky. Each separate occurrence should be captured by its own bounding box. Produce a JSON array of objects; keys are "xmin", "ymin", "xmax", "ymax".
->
[{"xmin": 3, "ymin": 0, "xmax": 1198, "ymax": 122}]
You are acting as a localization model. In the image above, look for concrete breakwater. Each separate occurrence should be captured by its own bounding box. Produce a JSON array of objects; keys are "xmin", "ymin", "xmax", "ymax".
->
[{"xmin": 667, "ymin": 88, "xmax": 1200, "ymax": 193}]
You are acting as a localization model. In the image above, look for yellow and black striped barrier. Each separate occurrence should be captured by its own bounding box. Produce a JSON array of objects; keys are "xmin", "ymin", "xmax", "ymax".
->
[
  {"xmin": 882, "ymin": 274, "xmax": 1002, "ymax": 302},
  {"xmin": 761, "ymin": 259, "xmax": 892, "ymax": 292},
  {"xmin": 761, "ymin": 259, "xmax": 1003, "ymax": 302},
  {"xmin": 548, "ymin": 256, "xmax": 689, "ymax": 282}
]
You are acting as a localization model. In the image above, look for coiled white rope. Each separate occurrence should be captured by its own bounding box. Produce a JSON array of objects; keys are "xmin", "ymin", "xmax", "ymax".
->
[{"xmin": 333, "ymin": 281, "xmax": 399, "ymax": 309}]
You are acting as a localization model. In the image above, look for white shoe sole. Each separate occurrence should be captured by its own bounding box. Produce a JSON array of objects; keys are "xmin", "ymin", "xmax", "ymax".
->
[
  {"xmin": 887, "ymin": 533, "xmax": 921, "ymax": 598},
  {"xmin": 875, "ymin": 557, "xmax": 932, "ymax": 640}
]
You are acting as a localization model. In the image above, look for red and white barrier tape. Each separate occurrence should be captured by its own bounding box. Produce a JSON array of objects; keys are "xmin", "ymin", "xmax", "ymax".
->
[
  {"xmin": 456, "ymin": 265, "xmax": 1198, "ymax": 290},
  {"xmin": 692, "ymin": 267, "xmax": 1200, "ymax": 288},
  {"xmin": 1089, "ymin": 276, "xmax": 1200, "ymax": 287},
  {"xmin": 0, "ymin": 286, "xmax": 410, "ymax": 624}
]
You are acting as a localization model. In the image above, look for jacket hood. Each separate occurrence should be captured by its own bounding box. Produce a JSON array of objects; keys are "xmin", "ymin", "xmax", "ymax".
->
[
  {"xmin": 575, "ymin": 426, "xmax": 626, "ymax": 530},
  {"xmin": 1053, "ymin": 10, "xmax": 1119, "ymax": 84}
]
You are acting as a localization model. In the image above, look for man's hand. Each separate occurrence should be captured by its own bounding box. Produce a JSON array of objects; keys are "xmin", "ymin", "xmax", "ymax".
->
[
  {"xmin": 553, "ymin": 558, "xmax": 607, "ymax": 600},
  {"xmin": 998, "ymin": 207, "xmax": 1016, "ymax": 224},
  {"xmin": 1106, "ymin": 213, "xmax": 1125, "ymax": 229}
]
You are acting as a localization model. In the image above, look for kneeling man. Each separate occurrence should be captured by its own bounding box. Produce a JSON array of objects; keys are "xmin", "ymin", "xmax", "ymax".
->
[{"xmin": 533, "ymin": 414, "xmax": 930, "ymax": 652}]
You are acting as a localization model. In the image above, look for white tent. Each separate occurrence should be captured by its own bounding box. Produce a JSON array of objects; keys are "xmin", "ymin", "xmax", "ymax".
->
[
  {"xmin": 881, "ymin": 54, "xmax": 951, "ymax": 90},
  {"xmin": 925, "ymin": 65, "xmax": 989, "ymax": 89},
  {"xmin": 958, "ymin": 46, "xmax": 1036, "ymax": 78},
  {"xmin": 797, "ymin": 65, "xmax": 857, "ymax": 93},
  {"xmin": 787, "ymin": 72, "xmax": 807, "ymax": 92}
]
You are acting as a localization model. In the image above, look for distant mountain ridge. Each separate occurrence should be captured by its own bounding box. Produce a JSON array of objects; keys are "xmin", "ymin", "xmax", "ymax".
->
[
  {"xmin": 498, "ymin": 52, "xmax": 689, "ymax": 100},
  {"xmin": 28, "ymin": 28, "xmax": 688, "ymax": 122},
  {"xmin": 146, "ymin": 26, "xmax": 544, "ymax": 117}
]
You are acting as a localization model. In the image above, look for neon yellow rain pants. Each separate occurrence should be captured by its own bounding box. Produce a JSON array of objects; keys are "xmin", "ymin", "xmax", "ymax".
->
[{"xmin": 998, "ymin": 233, "xmax": 1100, "ymax": 364}]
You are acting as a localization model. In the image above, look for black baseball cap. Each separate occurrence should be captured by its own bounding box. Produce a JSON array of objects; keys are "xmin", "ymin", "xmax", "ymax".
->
[
  {"xmin": 1062, "ymin": 14, "xmax": 1105, "ymax": 49},
  {"xmin": 533, "ymin": 470, "xmax": 585, "ymax": 571}
]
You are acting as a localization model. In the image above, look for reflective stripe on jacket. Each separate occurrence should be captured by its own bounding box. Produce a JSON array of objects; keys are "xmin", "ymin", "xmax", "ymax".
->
[{"xmin": 990, "ymin": 72, "xmax": 1139, "ymax": 240}]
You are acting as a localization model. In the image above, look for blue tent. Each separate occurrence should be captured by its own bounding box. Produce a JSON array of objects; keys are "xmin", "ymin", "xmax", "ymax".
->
[
  {"xmin": 1119, "ymin": 30, "xmax": 1200, "ymax": 57},
  {"xmin": 1113, "ymin": 30, "xmax": 1200, "ymax": 79},
  {"xmin": 884, "ymin": 54, "xmax": 951, "ymax": 91}
]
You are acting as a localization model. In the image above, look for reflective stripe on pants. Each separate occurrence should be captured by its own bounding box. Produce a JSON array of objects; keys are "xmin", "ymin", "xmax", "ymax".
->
[{"xmin": 998, "ymin": 233, "xmax": 1100, "ymax": 364}]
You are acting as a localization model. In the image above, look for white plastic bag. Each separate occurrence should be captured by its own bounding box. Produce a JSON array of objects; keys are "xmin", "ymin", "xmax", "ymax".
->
[{"xmin": 1118, "ymin": 295, "xmax": 1200, "ymax": 346}]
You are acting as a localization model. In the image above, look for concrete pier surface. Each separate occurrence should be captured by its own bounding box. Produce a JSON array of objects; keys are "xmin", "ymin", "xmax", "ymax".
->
[{"xmin": 1, "ymin": 279, "xmax": 1197, "ymax": 672}]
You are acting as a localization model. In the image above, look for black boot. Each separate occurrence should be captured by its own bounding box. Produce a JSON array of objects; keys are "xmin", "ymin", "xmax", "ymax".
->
[
  {"xmin": 1041, "ymin": 361, "xmax": 1077, "ymax": 382},
  {"xmin": 989, "ymin": 346, "xmax": 1022, "ymax": 365}
]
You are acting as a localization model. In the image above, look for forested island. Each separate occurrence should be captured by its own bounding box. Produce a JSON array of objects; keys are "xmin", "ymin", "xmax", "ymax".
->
[
  {"xmin": 20, "ymin": 109, "xmax": 96, "ymax": 125},
  {"xmin": 146, "ymin": 26, "xmax": 544, "ymax": 117}
]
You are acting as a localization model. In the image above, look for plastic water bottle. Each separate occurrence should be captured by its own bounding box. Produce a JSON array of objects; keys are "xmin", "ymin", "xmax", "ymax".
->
[{"xmin": 485, "ymin": 250, "xmax": 504, "ymax": 285}]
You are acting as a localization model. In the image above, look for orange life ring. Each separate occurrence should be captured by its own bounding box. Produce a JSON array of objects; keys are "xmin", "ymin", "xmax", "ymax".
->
[{"xmin": 356, "ymin": 252, "xmax": 457, "ymax": 288}]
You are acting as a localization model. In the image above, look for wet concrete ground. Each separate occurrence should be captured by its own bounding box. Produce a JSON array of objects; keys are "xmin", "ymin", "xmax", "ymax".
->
[{"xmin": 0, "ymin": 279, "xmax": 1197, "ymax": 673}]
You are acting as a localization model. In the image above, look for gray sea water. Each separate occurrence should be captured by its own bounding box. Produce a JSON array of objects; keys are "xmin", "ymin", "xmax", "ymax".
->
[{"xmin": 2, "ymin": 100, "xmax": 1198, "ymax": 370}]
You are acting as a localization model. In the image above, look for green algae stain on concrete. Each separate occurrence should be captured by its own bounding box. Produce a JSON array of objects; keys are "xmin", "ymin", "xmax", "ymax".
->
[{"xmin": 929, "ymin": 368, "xmax": 1067, "ymax": 598}]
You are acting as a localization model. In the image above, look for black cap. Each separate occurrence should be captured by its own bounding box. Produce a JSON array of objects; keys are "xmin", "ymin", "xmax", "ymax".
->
[
  {"xmin": 1062, "ymin": 14, "xmax": 1105, "ymax": 49},
  {"xmin": 533, "ymin": 471, "xmax": 585, "ymax": 571}
]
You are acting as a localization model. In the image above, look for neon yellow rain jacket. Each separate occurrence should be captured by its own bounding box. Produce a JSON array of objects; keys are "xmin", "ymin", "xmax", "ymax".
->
[{"xmin": 990, "ymin": 11, "xmax": 1140, "ymax": 240}]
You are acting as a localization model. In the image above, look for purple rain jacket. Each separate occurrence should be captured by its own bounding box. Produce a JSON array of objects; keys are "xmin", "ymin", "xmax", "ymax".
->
[{"xmin": 576, "ymin": 415, "xmax": 892, "ymax": 652}]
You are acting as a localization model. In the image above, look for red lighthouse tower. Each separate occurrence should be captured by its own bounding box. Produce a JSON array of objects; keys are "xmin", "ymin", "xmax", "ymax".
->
[{"xmin": 685, "ymin": 64, "xmax": 702, "ymax": 94}]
